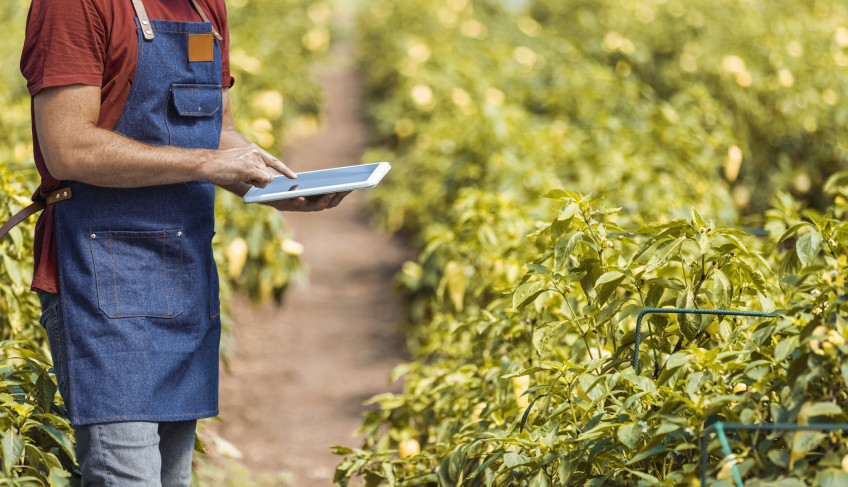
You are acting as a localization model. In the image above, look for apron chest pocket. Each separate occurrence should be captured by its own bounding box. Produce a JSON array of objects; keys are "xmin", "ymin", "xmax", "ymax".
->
[
  {"xmin": 90, "ymin": 229, "xmax": 183, "ymax": 319},
  {"xmin": 167, "ymin": 84, "xmax": 222, "ymax": 149}
]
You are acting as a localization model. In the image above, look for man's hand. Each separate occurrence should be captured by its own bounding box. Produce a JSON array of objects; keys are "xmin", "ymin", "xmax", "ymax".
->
[
  {"xmin": 263, "ymin": 191, "xmax": 351, "ymax": 212},
  {"xmin": 200, "ymin": 142, "xmax": 295, "ymax": 188},
  {"xmin": 217, "ymin": 89, "xmax": 350, "ymax": 212}
]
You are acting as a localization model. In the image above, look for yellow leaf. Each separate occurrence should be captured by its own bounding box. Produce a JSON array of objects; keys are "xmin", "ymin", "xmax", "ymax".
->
[
  {"xmin": 444, "ymin": 261, "xmax": 465, "ymax": 312},
  {"xmin": 226, "ymin": 238, "xmax": 249, "ymax": 279},
  {"xmin": 513, "ymin": 376, "xmax": 530, "ymax": 408}
]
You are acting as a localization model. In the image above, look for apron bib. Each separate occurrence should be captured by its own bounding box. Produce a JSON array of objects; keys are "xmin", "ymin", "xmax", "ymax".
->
[{"xmin": 54, "ymin": 0, "xmax": 224, "ymax": 425}]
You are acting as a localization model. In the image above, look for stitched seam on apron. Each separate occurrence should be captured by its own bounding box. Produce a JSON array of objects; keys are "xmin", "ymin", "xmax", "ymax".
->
[
  {"xmin": 162, "ymin": 230, "xmax": 170, "ymax": 316},
  {"xmin": 80, "ymin": 409, "xmax": 219, "ymax": 422},
  {"xmin": 179, "ymin": 237, "xmax": 184, "ymax": 316},
  {"xmin": 108, "ymin": 233, "xmax": 119, "ymax": 316},
  {"xmin": 165, "ymin": 100, "xmax": 174, "ymax": 146}
]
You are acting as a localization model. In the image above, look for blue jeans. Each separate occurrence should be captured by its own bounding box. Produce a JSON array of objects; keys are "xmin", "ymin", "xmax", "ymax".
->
[{"xmin": 39, "ymin": 293, "xmax": 197, "ymax": 486}]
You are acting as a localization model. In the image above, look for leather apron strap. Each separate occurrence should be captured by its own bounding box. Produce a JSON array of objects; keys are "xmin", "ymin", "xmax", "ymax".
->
[
  {"xmin": 130, "ymin": 0, "xmax": 155, "ymax": 40},
  {"xmin": 188, "ymin": 0, "xmax": 224, "ymax": 41},
  {"xmin": 131, "ymin": 0, "xmax": 223, "ymax": 41},
  {"xmin": 0, "ymin": 188, "xmax": 72, "ymax": 241}
]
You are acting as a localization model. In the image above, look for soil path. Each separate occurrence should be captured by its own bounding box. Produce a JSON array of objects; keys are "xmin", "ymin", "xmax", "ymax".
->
[{"xmin": 210, "ymin": 40, "xmax": 408, "ymax": 485}]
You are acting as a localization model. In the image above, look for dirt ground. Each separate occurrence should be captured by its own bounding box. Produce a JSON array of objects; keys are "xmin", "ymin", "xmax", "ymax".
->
[{"xmin": 207, "ymin": 41, "xmax": 409, "ymax": 485}]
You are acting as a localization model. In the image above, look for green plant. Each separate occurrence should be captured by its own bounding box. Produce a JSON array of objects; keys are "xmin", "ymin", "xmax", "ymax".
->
[{"xmin": 335, "ymin": 0, "xmax": 848, "ymax": 484}]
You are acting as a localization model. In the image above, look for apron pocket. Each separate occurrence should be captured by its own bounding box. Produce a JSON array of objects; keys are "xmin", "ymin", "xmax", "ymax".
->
[
  {"xmin": 167, "ymin": 84, "xmax": 222, "ymax": 149},
  {"xmin": 90, "ymin": 229, "xmax": 183, "ymax": 318}
]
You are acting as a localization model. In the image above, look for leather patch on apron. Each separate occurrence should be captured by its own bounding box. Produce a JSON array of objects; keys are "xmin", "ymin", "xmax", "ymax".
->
[{"xmin": 188, "ymin": 34, "xmax": 214, "ymax": 62}]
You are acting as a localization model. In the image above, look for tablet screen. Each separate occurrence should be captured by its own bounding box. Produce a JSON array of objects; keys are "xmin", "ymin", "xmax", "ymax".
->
[
  {"xmin": 264, "ymin": 164, "xmax": 379, "ymax": 194},
  {"xmin": 244, "ymin": 162, "xmax": 391, "ymax": 203}
]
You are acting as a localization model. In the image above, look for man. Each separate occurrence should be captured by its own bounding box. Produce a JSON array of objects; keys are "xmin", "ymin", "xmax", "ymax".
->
[{"xmin": 20, "ymin": 0, "xmax": 348, "ymax": 484}]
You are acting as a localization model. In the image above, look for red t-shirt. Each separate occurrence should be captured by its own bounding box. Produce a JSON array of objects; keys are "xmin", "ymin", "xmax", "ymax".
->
[{"xmin": 20, "ymin": 0, "xmax": 234, "ymax": 293}]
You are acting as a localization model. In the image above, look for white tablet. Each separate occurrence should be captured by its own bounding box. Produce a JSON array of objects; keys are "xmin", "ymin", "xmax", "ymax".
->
[{"xmin": 243, "ymin": 162, "xmax": 392, "ymax": 204}]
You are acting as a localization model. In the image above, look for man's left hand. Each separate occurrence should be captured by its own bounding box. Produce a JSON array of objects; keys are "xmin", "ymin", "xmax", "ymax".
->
[{"xmin": 263, "ymin": 191, "xmax": 351, "ymax": 212}]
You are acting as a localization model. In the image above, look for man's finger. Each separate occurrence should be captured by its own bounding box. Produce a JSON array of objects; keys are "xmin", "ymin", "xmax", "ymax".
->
[
  {"xmin": 327, "ymin": 191, "xmax": 351, "ymax": 208},
  {"xmin": 315, "ymin": 193, "xmax": 336, "ymax": 207},
  {"xmin": 328, "ymin": 192, "xmax": 346, "ymax": 208},
  {"xmin": 257, "ymin": 147, "xmax": 296, "ymax": 179}
]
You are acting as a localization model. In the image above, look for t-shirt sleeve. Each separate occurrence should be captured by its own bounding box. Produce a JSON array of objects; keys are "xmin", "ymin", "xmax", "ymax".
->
[{"xmin": 20, "ymin": 0, "xmax": 106, "ymax": 96}]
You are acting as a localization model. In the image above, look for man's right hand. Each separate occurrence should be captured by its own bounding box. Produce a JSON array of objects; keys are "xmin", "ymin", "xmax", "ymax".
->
[{"xmin": 201, "ymin": 142, "xmax": 296, "ymax": 188}]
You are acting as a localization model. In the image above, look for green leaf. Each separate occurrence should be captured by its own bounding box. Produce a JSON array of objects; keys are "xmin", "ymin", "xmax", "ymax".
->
[
  {"xmin": 757, "ymin": 291, "xmax": 776, "ymax": 313},
  {"xmin": 665, "ymin": 352, "xmax": 692, "ymax": 370},
  {"xmin": 382, "ymin": 462, "xmax": 396, "ymax": 485},
  {"xmin": 2, "ymin": 254, "xmax": 22, "ymax": 287},
  {"xmin": 767, "ymin": 449, "xmax": 788, "ymax": 468},
  {"xmin": 533, "ymin": 322, "xmax": 564, "ymax": 355},
  {"xmin": 711, "ymin": 269, "xmax": 732, "ymax": 310},
  {"xmin": 816, "ymin": 469, "xmax": 848, "ymax": 487},
  {"xmin": 800, "ymin": 402, "xmax": 844, "ymax": 420},
  {"xmin": 678, "ymin": 290, "xmax": 699, "ymax": 341},
  {"xmin": 48, "ymin": 468, "xmax": 70, "ymax": 487},
  {"xmin": 519, "ymin": 395, "xmax": 545, "ymax": 432},
  {"xmin": 692, "ymin": 209, "xmax": 706, "ymax": 229},
  {"xmin": 594, "ymin": 271, "xmax": 626, "ymax": 306},
  {"xmin": 529, "ymin": 470, "xmax": 551, "ymax": 487},
  {"xmin": 330, "ymin": 446, "xmax": 355, "ymax": 456},
  {"xmin": 774, "ymin": 336, "xmax": 798, "ymax": 362},
  {"xmin": 1, "ymin": 431, "xmax": 24, "ymax": 476},
  {"xmin": 554, "ymin": 232, "xmax": 583, "ymax": 271},
  {"xmin": 513, "ymin": 280, "xmax": 547, "ymax": 310},
  {"xmin": 558, "ymin": 458, "xmax": 574, "ymax": 484},
  {"xmin": 624, "ymin": 469, "xmax": 660, "ymax": 482},
  {"xmin": 777, "ymin": 222, "xmax": 810, "ymax": 247},
  {"xmin": 473, "ymin": 451, "xmax": 505, "ymax": 475},
  {"xmin": 559, "ymin": 202, "xmax": 579, "ymax": 220},
  {"xmin": 35, "ymin": 374, "xmax": 57, "ymax": 413},
  {"xmin": 626, "ymin": 445, "xmax": 669, "ymax": 465},
  {"xmin": 779, "ymin": 250, "xmax": 803, "ymax": 278},
  {"xmin": 645, "ymin": 237, "xmax": 685, "ymax": 273},
  {"xmin": 39, "ymin": 425, "xmax": 76, "ymax": 463},
  {"xmin": 796, "ymin": 231, "xmax": 823, "ymax": 267},
  {"xmin": 736, "ymin": 259, "xmax": 768, "ymax": 293},
  {"xmin": 193, "ymin": 433, "xmax": 207, "ymax": 454},
  {"xmin": 791, "ymin": 431, "xmax": 825, "ymax": 455},
  {"xmin": 617, "ymin": 423, "xmax": 641, "ymax": 450},
  {"xmin": 8, "ymin": 227, "xmax": 23, "ymax": 256},
  {"xmin": 503, "ymin": 449, "xmax": 530, "ymax": 468}
]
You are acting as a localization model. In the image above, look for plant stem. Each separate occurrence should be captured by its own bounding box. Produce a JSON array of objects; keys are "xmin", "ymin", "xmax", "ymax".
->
[{"xmin": 564, "ymin": 297, "xmax": 594, "ymax": 360}]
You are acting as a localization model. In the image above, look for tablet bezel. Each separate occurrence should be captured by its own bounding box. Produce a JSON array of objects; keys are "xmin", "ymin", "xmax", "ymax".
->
[{"xmin": 242, "ymin": 161, "xmax": 391, "ymax": 204}]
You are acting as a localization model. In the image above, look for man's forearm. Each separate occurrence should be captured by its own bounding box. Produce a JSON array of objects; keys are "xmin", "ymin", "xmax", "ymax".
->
[
  {"xmin": 34, "ymin": 84, "xmax": 210, "ymax": 187},
  {"xmin": 35, "ymin": 84, "xmax": 287, "ymax": 190},
  {"xmin": 45, "ymin": 125, "xmax": 209, "ymax": 188}
]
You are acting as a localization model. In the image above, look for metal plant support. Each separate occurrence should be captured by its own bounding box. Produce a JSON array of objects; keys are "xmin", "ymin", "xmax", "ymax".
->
[
  {"xmin": 700, "ymin": 422, "xmax": 848, "ymax": 487},
  {"xmin": 631, "ymin": 308, "xmax": 779, "ymax": 374}
]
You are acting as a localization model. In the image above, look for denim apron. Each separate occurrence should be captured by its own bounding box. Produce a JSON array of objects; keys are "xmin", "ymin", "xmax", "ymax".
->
[{"xmin": 53, "ymin": 0, "xmax": 224, "ymax": 425}]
